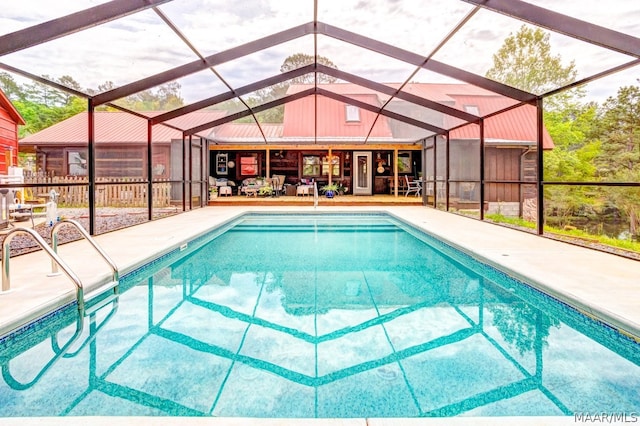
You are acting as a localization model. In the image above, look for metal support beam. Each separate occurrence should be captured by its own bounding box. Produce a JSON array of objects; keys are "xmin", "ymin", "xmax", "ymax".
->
[
  {"xmin": 93, "ymin": 23, "xmax": 315, "ymax": 106},
  {"xmin": 181, "ymin": 133, "xmax": 186, "ymax": 212},
  {"xmin": 445, "ymin": 133, "xmax": 450, "ymax": 211},
  {"xmin": 536, "ymin": 98, "xmax": 544, "ymax": 235},
  {"xmin": 462, "ymin": 0, "xmax": 640, "ymax": 59},
  {"xmin": 147, "ymin": 121, "xmax": 153, "ymax": 221},
  {"xmin": 0, "ymin": 63, "xmax": 89, "ymax": 98},
  {"xmin": 188, "ymin": 87, "xmax": 441, "ymax": 142},
  {"xmin": 317, "ymin": 89, "xmax": 444, "ymax": 135},
  {"xmin": 421, "ymin": 139, "xmax": 427, "ymax": 206},
  {"xmin": 0, "ymin": 0, "xmax": 173, "ymax": 56},
  {"xmin": 87, "ymin": 99, "xmax": 96, "ymax": 236},
  {"xmin": 188, "ymin": 135, "xmax": 193, "ymax": 210},
  {"xmin": 185, "ymin": 88, "xmax": 316, "ymax": 135},
  {"xmin": 151, "ymin": 64, "xmax": 316, "ymax": 125},
  {"xmin": 479, "ymin": 120, "xmax": 485, "ymax": 221},
  {"xmin": 318, "ymin": 22, "xmax": 535, "ymax": 103},
  {"xmin": 317, "ymin": 64, "xmax": 479, "ymax": 123},
  {"xmin": 433, "ymin": 135, "xmax": 438, "ymax": 208}
]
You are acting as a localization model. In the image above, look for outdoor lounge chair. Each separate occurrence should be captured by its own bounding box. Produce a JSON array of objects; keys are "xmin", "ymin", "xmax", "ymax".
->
[{"xmin": 404, "ymin": 175, "xmax": 421, "ymax": 197}]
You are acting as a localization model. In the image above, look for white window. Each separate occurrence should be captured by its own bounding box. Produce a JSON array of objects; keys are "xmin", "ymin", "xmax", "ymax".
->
[
  {"xmin": 345, "ymin": 105, "xmax": 360, "ymax": 122},
  {"xmin": 464, "ymin": 105, "xmax": 479, "ymax": 115}
]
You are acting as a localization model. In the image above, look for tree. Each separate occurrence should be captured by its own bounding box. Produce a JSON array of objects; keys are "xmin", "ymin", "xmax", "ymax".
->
[
  {"xmin": 100, "ymin": 81, "xmax": 184, "ymax": 111},
  {"xmin": 592, "ymin": 85, "xmax": 640, "ymax": 235},
  {"xmin": 0, "ymin": 72, "xmax": 25, "ymax": 100},
  {"xmin": 235, "ymin": 53, "xmax": 339, "ymax": 123},
  {"xmin": 543, "ymin": 104, "xmax": 602, "ymax": 226},
  {"xmin": 486, "ymin": 25, "xmax": 582, "ymax": 110},
  {"xmin": 279, "ymin": 53, "xmax": 338, "ymax": 85},
  {"xmin": 56, "ymin": 75, "xmax": 84, "ymax": 105},
  {"xmin": 593, "ymin": 86, "xmax": 640, "ymax": 176},
  {"xmin": 486, "ymin": 24, "xmax": 600, "ymax": 228}
]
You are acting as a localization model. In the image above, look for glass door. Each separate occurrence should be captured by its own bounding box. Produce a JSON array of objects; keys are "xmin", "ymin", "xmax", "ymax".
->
[{"xmin": 352, "ymin": 152, "xmax": 372, "ymax": 195}]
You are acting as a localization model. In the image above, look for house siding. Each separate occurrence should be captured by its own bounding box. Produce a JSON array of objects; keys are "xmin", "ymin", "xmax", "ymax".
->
[{"xmin": 0, "ymin": 107, "xmax": 19, "ymax": 173}]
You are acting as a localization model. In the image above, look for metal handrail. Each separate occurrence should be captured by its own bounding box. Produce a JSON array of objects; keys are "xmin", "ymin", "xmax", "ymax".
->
[
  {"xmin": 1, "ymin": 227, "xmax": 85, "ymax": 309},
  {"xmin": 50, "ymin": 219, "xmax": 119, "ymax": 286}
]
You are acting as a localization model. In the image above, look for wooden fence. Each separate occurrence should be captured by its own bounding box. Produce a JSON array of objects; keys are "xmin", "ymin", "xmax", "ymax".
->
[{"xmin": 22, "ymin": 176, "xmax": 172, "ymax": 207}]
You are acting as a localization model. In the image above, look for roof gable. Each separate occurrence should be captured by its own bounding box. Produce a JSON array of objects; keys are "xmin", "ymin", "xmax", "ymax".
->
[{"xmin": 0, "ymin": 89, "xmax": 25, "ymax": 125}]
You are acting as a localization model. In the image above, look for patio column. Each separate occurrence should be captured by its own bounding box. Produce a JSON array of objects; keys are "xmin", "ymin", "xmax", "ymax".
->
[
  {"xmin": 147, "ymin": 120, "xmax": 153, "ymax": 221},
  {"xmin": 328, "ymin": 147, "xmax": 332, "ymax": 185},
  {"xmin": 393, "ymin": 148, "xmax": 398, "ymax": 197},
  {"xmin": 266, "ymin": 147, "xmax": 270, "ymax": 178}
]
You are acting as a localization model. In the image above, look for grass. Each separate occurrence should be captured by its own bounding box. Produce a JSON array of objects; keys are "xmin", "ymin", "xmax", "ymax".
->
[{"xmin": 485, "ymin": 213, "xmax": 640, "ymax": 254}]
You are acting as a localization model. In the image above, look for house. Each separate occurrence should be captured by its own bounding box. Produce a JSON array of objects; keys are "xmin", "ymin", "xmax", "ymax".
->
[
  {"xmin": 0, "ymin": 89, "xmax": 25, "ymax": 174},
  {"xmin": 19, "ymin": 83, "xmax": 553, "ymax": 209},
  {"xmin": 208, "ymin": 83, "xmax": 553, "ymax": 203},
  {"xmin": 19, "ymin": 110, "xmax": 225, "ymax": 179}
]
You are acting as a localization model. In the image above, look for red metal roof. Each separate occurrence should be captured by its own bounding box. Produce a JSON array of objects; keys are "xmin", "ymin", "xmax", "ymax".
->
[
  {"xmin": 283, "ymin": 83, "xmax": 553, "ymax": 147},
  {"xmin": 283, "ymin": 91, "xmax": 393, "ymax": 139},
  {"xmin": 20, "ymin": 84, "xmax": 553, "ymax": 148},
  {"xmin": 20, "ymin": 110, "xmax": 226, "ymax": 145},
  {"xmin": 212, "ymin": 123, "xmax": 282, "ymax": 141},
  {"xmin": 446, "ymin": 96, "xmax": 553, "ymax": 148}
]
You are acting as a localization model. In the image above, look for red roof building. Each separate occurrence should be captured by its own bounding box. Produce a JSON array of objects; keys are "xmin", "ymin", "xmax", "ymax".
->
[
  {"xmin": 0, "ymin": 89, "xmax": 25, "ymax": 173},
  {"xmin": 20, "ymin": 110, "xmax": 225, "ymax": 178},
  {"xmin": 19, "ymin": 83, "xmax": 552, "ymax": 204}
]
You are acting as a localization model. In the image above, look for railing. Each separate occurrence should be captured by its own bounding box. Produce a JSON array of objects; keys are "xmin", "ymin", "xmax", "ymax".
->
[
  {"xmin": 1, "ymin": 228, "xmax": 83, "ymax": 304},
  {"xmin": 21, "ymin": 175, "xmax": 172, "ymax": 207},
  {"xmin": 50, "ymin": 219, "xmax": 119, "ymax": 292},
  {"xmin": 1, "ymin": 221, "xmax": 119, "ymax": 312}
]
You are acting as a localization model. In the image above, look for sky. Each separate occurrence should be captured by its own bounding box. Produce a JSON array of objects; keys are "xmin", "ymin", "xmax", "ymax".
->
[{"xmin": 0, "ymin": 0, "xmax": 638, "ymax": 106}]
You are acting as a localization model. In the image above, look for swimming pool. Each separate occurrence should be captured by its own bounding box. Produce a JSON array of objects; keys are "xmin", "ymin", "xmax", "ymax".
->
[{"xmin": 0, "ymin": 212, "xmax": 638, "ymax": 417}]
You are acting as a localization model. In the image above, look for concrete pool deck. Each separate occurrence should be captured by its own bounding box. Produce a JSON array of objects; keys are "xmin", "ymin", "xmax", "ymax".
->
[{"xmin": 0, "ymin": 205, "xmax": 638, "ymax": 424}]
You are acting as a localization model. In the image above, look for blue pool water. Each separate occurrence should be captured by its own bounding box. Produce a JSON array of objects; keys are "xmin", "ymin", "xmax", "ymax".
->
[{"xmin": 1, "ymin": 212, "xmax": 639, "ymax": 418}]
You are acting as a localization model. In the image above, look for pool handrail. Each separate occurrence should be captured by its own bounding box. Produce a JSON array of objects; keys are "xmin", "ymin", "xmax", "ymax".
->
[
  {"xmin": 50, "ymin": 219, "xmax": 119, "ymax": 294},
  {"xmin": 1, "ymin": 227, "xmax": 84, "ymax": 308}
]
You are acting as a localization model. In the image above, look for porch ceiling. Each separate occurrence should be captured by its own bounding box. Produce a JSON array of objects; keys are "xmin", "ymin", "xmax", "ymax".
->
[{"xmin": 1, "ymin": 0, "xmax": 638, "ymax": 145}]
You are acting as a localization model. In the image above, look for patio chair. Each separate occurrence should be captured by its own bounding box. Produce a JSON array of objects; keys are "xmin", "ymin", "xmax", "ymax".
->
[
  {"xmin": 404, "ymin": 175, "xmax": 421, "ymax": 197},
  {"xmin": 271, "ymin": 174, "xmax": 285, "ymax": 196}
]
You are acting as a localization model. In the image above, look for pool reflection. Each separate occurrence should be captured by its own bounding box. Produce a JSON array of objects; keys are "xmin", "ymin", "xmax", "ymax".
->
[{"xmin": 1, "ymin": 217, "xmax": 639, "ymax": 417}]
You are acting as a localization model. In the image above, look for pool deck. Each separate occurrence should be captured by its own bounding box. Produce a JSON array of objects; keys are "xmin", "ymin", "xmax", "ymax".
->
[{"xmin": 0, "ymin": 205, "xmax": 638, "ymax": 425}]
